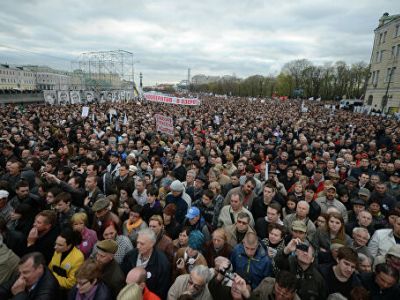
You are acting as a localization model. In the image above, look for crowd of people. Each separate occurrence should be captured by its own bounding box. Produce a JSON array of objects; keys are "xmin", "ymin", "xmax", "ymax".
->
[{"xmin": 0, "ymin": 96, "xmax": 399, "ymax": 300}]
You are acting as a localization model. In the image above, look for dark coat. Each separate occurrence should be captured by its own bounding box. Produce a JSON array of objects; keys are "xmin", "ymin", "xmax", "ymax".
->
[
  {"xmin": 25, "ymin": 226, "xmax": 60, "ymax": 264},
  {"xmin": 100, "ymin": 260, "xmax": 125, "ymax": 299},
  {"xmin": 274, "ymin": 250, "xmax": 327, "ymax": 300},
  {"xmin": 68, "ymin": 281, "xmax": 112, "ymax": 300},
  {"xmin": 360, "ymin": 272, "xmax": 400, "ymax": 300},
  {"xmin": 121, "ymin": 248, "xmax": 171, "ymax": 299},
  {"xmin": 0, "ymin": 268, "xmax": 59, "ymax": 300}
]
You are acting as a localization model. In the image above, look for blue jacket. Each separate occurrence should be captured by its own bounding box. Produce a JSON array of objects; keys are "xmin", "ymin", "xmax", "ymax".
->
[
  {"xmin": 230, "ymin": 243, "xmax": 272, "ymax": 289},
  {"xmin": 166, "ymin": 194, "xmax": 188, "ymax": 224}
]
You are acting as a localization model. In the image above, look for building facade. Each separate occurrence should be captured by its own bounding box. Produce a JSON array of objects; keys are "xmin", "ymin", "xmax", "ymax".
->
[
  {"xmin": 0, "ymin": 65, "xmax": 36, "ymax": 90},
  {"xmin": 365, "ymin": 13, "xmax": 400, "ymax": 113}
]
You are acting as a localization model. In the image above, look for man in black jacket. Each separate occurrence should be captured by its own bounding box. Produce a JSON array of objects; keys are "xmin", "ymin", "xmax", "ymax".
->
[
  {"xmin": 121, "ymin": 228, "xmax": 171, "ymax": 299},
  {"xmin": 0, "ymin": 252, "xmax": 59, "ymax": 300},
  {"xmin": 24, "ymin": 210, "xmax": 59, "ymax": 264}
]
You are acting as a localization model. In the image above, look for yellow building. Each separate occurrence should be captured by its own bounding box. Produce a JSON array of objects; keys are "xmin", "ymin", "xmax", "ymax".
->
[{"xmin": 365, "ymin": 13, "xmax": 400, "ymax": 113}]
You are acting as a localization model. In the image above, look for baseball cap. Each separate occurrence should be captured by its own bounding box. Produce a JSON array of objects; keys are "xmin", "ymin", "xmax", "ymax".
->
[
  {"xmin": 185, "ymin": 207, "xmax": 200, "ymax": 219},
  {"xmin": 292, "ymin": 220, "xmax": 307, "ymax": 233},
  {"xmin": 97, "ymin": 239, "xmax": 118, "ymax": 254}
]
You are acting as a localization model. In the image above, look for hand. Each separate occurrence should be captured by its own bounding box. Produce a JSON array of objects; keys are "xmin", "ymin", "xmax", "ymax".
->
[
  {"xmin": 284, "ymin": 238, "xmax": 302, "ymax": 254},
  {"xmin": 84, "ymin": 196, "xmax": 91, "ymax": 207},
  {"xmin": 176, "ymin": 258, "xmax": 185, "ymax": 270},
  {"xmin": 233, "ymin": 275, "xmax": 250, "ymax": 298},
  {"xmin": 11, "ymin": 276, "xmax": 26, "ymax": 295},
  {"xmin": 10, "ymin": 212, "xmax": 21, "ymax": 221},
  {"xmin": 214, "ymin": 256, "xmax": 230, "ymax": 272},
  {"xmin": 27, "ymin": 227, "xmax": 39, "ymax": 246}
]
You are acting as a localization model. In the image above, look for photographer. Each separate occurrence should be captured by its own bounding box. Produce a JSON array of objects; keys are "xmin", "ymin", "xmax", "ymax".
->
[
  {"xmin": 274, "ymin": 238, "xmax": 327, "ymax": 300},
  {"xmin": 208, "ymin": 256, "xmax": 257, "ymax": 300}
]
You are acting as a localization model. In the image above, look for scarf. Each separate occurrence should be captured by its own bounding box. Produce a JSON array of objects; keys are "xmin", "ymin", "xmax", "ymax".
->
[
  {"xmin": 76, "ymin": 284, "xmax": 98, "ymax": 300},
  {"xmin": 126, "ymin": 218, "xmax": 143, "ymax": 234}
]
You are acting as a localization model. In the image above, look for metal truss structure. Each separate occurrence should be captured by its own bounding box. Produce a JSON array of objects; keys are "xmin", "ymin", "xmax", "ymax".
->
[{"xmin": 71, "ymin": 50, "xmax": 135, "ymax": 91}]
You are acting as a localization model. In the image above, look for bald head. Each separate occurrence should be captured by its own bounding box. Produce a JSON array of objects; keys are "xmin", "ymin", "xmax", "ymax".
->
[{"xmin": 126, "ymin": 267, "xmax": 147, "ymax": 285}]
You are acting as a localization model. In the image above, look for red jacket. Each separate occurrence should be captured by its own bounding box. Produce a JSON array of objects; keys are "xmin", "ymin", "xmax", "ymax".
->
[{"xmin": 143, "ymin": 286, "xmax": 161, "ymax": 300}]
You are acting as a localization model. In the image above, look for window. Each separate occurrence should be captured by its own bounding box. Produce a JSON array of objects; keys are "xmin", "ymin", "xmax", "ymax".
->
[
  {"xmin": 378, "ymin": 50, "xmax": 384, "ymax": 62},
  {"xmin": 385, "ymin": 67, "xmax": 396, "ymax": 82},
  {"xmin": 395, "ymin": 24, "xmax": 400, "ymax": 38},
  {"xmin": 376, "ymin": 51, "xmax": 380, "ymax": 62},
  {"xmin": 379, "ymin": 33, "xmax": 383, "ymax": 44},
  {"xmin": 392, "ymin": 46, "xmax": 396, "ymax": 57},
  {"xmin": 383, "ymin": 31, "xmax": 387, "ymax": 43},
  {"xmin": 371, "ymin": 71, "xmax": 375, "ymax": 84},
  {"xmin": 376, "ymin": 70, "xmax": 380, "ymax": 85}
]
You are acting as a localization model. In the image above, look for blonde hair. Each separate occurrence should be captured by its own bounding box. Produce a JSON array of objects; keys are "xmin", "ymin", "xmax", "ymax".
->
[
  {"xmin": 149, "ymin": 215, "xmax": 164, "ymax": 226},
  {"xmin": 117, "ymin": 283, "xmax": 143, "ymax": 300},
  {"xmin": 71, "ymin": 212, "xmax": 88, "ymax": 225}
]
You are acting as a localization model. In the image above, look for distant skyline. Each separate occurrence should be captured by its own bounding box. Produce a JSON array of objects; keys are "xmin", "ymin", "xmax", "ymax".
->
[{"xmin": 1, "ymin": 0, "xmax": 399, "ymax": 85}]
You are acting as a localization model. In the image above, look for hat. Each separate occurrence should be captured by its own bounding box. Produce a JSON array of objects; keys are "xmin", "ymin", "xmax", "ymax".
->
[
  {"xmin": 346, "ymin": 176, "xmax": 358, "ymax": 183},
  {"xmin": 351, "ymin": 198, "xmax": 366, "ymax": 206},
  {"xmin": 358, "ymin": 188, "xmax": 371, "ymax": 198},
  {"xmin": 110, "ymin": 151, "xmax": 119, "ymax": 157},
  {"xmin": 163, "ymin": 203, "xmax": 177, "ymax": 216},
  {"xmin": 170, "ymin": 180, "xmax": 184, "ymax": 192},
  {"xmin": 391, "ymin": 171, "xmax": 400, "ymax": 177},
  {"xmin": 195, "ymin": 174, "xmax": 207, "ymax": 183},
  {"xmin": 292, "ymin": 220, "xmax": 307, "ymax": 233},
  {"xmin": 0, "ymin": 190, "xmax": 9, "ymax": 199},
  {"xmin": 329, "ymin": 173, "xmax": 340, "ymax": 179},
  {"xmin": 97, "ymin": 239, "xmax": 118, "ymax": 254},
  {"xmin": 326, "ymin": 185, "xmax": 336, "ymax": 192},
  {"xmin": 330, "ymin": 239, "xmax": 345, "ymax": 251},
  {"xmin": 128, "ymin": 153, "xmax": 136, "ymax": 159},
  {"xmin": 188, "ymin": 230, "xmax": 205, "ymax": 251},
  {"xmin": 314, "ymin": 168, "xmax": 323, "ymax": 173},
  {"xmin": 185, "ymin": 207, "xmax": 200, "ymax": 219},
  {"xmin": 106, "ymin": 126, "xmax": 111, "ymax": 130},
  {"xmin": 142, "ymin": 146, "xmax": 150, "ymax": 151},
  {"xmin": 129, "ymin": 165, "xmax": 137, "ymax": 173},
  {"xmin": 92, "ymin": 198, "xmax": 110, "ymax": 212},
  {"xmin": 387, "ymin": 245, "xmax": 400, "ymax": 258}
]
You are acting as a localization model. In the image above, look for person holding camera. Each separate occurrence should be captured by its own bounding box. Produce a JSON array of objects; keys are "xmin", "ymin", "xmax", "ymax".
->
[
  {"xmin": 208, "ymin": 256, "xmax": 257, "ymax": 300},
  {"xmin": 274, "ymin": 238, "xmax": 327, "ymax": 300}
]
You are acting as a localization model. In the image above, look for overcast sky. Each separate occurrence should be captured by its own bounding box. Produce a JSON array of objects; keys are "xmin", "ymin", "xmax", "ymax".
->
[{"xmin": 1, "ymin": 0, "xmax": 399, "ymax": 85}]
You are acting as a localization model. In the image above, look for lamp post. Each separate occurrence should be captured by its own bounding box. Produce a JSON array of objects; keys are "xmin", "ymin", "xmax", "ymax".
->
[{"xmin": 383, "ymin": 67, "xmax": 394, "ymax": 111}]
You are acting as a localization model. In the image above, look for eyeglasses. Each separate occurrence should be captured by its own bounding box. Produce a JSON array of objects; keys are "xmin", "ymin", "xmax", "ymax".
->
[
  {"xmin": 188, "ymin": 277, "xmax": 204, "ymax": 290},
  {"xmin": 236, "ymin": 220, "xmax": 248, "ymax": 225},
  {"xmin": 76, "ymin": 280, "xmax": 90, "ymax": 286}
]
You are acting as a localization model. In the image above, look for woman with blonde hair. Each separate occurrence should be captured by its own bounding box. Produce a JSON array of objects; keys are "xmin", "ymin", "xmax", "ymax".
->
[
  {"xmin": 116, "ymin": 283, "xmax": 143, "ymax": 300},
  {"xmin": 71, "ymin": 212, "xmax": 97, "ymax": 258}
]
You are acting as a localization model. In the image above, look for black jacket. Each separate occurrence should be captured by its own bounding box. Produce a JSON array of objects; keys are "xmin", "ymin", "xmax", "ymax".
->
[
  {"xmin": 0, "ymin": 267, "xmax": 59, "ymax": 300},
  {"xmin": 121, "ymin": 248, "xmax": 171, "ymax": 299},
  {"xmin": 24, "ymin": 226, "xmax": 60, "ymax": 264},
  {"xmin": 274, "ymin": 250, "xmax": 327, "ymax": 300},
  {"xmin": 360, "ymin": 272, "xmax": 400, "ymax": 300},
  {"xmin": 68, "ymin": 281, "xmax": 112, "ymax": 300}
]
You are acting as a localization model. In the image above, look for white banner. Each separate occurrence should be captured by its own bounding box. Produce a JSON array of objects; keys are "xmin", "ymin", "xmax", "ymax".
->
[
  {"xmin": 43, "ymin": 91, "xmax": 57, "ymax": 105},
  {"xmin": 155, "ymin": 114, "xmax": 174, "ymax": 135},
  {"xmin": 144, "ymin": 93, "xmax": 200, "ymax": 106},
  {"xmin": 58, "ymin": 91, "xmax": 70, "ymax": 104},
  {"xmin": 70, "ymin": 91, "xmax": 81, "ymax": 104},
  {"xmin": 85, "ymin": 91, "xmax": 95, "ymax": 102}
]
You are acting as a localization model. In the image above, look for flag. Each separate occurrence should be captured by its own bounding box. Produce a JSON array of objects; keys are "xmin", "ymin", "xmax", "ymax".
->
[
  {"xmin": 123, "ymin": 113, "xmax": 128, "ymax": 125},
  {"xmin": 115, "ymin": 118, "xmax": 120, "ymax": 132}
]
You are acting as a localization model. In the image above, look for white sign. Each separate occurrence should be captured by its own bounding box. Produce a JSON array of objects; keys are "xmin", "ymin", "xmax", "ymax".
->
[
  {"xmin": 70, "ymin": 91, "xmax": 81, "ymax": 104},
  {"xmin": 155, "ymin": 114, "xmax": 174, "ymax": 135},
  {"xmin": 58, "ymin": 91, "xmax": 70, "ymax": 104},
  {"xmin": 144, "ymin": 93, "xmax": 201, "ymax": 106},
  {"xmin": 81, "ymin": 106, "xmax": 89, "ymax": 117},
  {"xmin": 43, "ymin": 91, "xmax": 57, "ymax": 105}
]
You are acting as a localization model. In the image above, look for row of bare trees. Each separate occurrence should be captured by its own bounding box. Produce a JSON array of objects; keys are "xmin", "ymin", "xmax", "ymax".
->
[{"xmin": 190, "ymin": 59, "xmax": 370, "ymax": 100}]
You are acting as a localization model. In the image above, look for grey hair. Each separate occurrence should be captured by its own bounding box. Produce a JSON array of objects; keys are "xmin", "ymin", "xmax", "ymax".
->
[
  {"xmin": 297, "ymin": 200, "xmax": 310, "ymax": 211},
  {"xmin": 138, "ymin": 228, "xmax": 156, "ymax": 244},
  {"xmin": 358, "ymin": 253, "xmax": 371, "ymax": 265},
  {"xmin": 191, "ymin": 265, "xmax": 211, "ymax": 284},
  {"xmin": 352, "ymin": 227, "xmax": 371, "ymax": 240}
]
